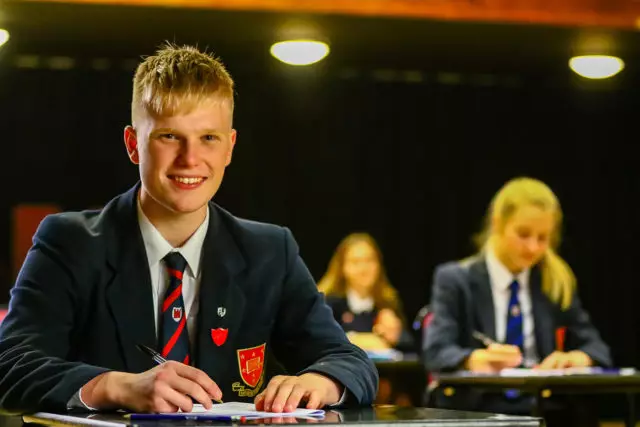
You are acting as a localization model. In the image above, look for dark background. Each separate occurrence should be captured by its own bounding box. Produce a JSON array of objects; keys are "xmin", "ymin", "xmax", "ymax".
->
[{"xmin": 1, "ymin": 1, "xmax": 639, "ymax": 374}]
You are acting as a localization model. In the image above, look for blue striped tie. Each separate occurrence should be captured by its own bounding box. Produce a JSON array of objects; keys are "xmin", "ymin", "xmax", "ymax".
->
[
  {"xmin": 505, "ymin": 279, "xmax": 523, "ymax": 399},
  {"xmin": 506, "ymin": 279, "xmax": 523, "ymax": 351}
]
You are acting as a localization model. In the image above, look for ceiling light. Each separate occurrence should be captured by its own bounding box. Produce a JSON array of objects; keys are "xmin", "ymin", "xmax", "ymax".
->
[
  {"xmin": 569, "ymin": 55, "xmax": 624, "ymax": 79},
  {"xmin": 0, "ymin": 29, "xmax": 9, "ymax": 48},
  {"xmin": 270, "ymin": 40, "xmax": 329, "ymax": 66}
]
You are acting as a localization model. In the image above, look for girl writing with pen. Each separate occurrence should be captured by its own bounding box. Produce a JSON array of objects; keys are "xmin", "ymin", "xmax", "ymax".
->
[{"xmin": 423, "ymin": 177, "xmax": 611, "ymax": 425}]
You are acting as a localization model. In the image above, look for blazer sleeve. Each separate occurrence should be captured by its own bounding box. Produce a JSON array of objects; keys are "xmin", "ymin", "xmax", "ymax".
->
[
  {"xmin": 562, "ymin": 292, "xmax": 612, "ymax": 367},
  {"xmin": 0, "ymin": 216, "xmax": 109, "ymax": 413},
  {"xmin": 422, "ymin": 264, "xmax": 473, "ymax": 372},
  {"xmin": 270, "ymin": 228, "xmax": 378, "ymax": 406},
  {"xmin": 322, "ymin": 296, "xmax": 346, "ymax": 326}
]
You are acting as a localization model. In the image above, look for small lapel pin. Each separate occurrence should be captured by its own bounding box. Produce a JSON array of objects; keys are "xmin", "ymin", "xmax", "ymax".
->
[
  {"xmin": 211, "ymin": 328, "xmax": 229, "ymax": 346},
  {"xmin": 511, "ymin": 305, "xmax": 521, "ymax": 317},
  {"xmin": 217, "ymin": 307, "xmax": 226, "ymax": 317}
]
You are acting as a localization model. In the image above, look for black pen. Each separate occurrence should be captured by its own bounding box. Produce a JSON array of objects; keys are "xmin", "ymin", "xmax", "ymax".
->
[
  {"xmin": 472, "ymin": 330, "xmax": 497, "ymax": 347},
  {"xmin": 136, "ymin": 343, "xmax": 168, "ymax": 365},
  {"xmin": 136, "ymin": 343, "xmax": 223, "ymax": 403}
]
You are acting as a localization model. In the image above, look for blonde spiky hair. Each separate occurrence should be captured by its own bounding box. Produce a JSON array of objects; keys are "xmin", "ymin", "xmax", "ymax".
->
[{"xmin": 131, "ymin": 42, "xmax": 234, "ymax": 127}]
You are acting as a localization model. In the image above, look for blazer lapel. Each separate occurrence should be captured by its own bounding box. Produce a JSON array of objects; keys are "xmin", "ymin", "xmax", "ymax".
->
[
  {"xmin": 105, "ymin": 184, "xmax": 157, "ymax": 373},
  {"xmin": 195, "ymin": 206, "xmax": 247, "ymax": 383},
  {"xmin": 468, "ymin": 256, "xmax": 496, "ymax": 340},
  {"xmin": 529, "ymin": 266, "xmax": 555, "ymax": 358}
]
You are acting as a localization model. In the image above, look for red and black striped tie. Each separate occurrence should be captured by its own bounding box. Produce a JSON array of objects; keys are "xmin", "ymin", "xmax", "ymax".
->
[{"xmin": 159, "ymin": 252, "xmax": 191, "ymax": 364}]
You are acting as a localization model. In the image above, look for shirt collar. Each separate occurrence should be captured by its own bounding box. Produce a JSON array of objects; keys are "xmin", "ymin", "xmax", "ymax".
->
[
  {"xmin": 346, "ymin": 289, "xmax": 375, "ymax": 314},
  {"xmin": 136, "ymin": 200, "xmax": 209, "ymax": 278},
  {"xmin": 485, "ymin": 246, "xmax": 530, "ymax": 292}
]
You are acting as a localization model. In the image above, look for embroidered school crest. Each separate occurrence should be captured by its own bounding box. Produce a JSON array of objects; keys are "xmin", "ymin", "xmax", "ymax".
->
[
  {"xmin": 237, "ymin": 343, "xmax": 266, "ymax": 388},
  {"xmin": 172, "ymin": 307, "xmax": 183, "ymax": 322}
]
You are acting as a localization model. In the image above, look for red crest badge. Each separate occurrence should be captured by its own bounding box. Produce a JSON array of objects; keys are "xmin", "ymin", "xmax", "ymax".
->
[
  {"xmin": 172, "ymin": 307, "xmax": 183, "ymax": 322},
  {"xmin": 211, "ymin": 328, "xmax": 228, "ymax": 346},
  {"xmin": 237, "ymin": 343, "xmax": 266, "ymax": 388}
]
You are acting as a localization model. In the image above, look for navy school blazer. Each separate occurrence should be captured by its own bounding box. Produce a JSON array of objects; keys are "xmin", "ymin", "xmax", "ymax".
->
[
  {"xmin": 0, "ymin": 183, "xmax": 378, "ymax": 413},
  {"xmin": 423, "ymin": 256, "xmax": 611, "ymax": 409}
]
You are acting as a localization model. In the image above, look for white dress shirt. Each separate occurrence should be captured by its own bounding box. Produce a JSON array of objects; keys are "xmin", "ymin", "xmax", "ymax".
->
[
  {"xmin": 485, "ymin": 248, "xmax": 539, "ymax": 366},
  {"xmin": 346, "ymin": 289, "xmax": 375, "ymax": 314}
]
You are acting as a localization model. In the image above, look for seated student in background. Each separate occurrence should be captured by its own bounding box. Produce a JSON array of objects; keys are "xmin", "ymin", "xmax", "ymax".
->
[
  {"xmin": 423, "ymin": 177, "xmax": 611, "ymax": 423},
  {"xmin": 318, "ymin": 233, "xmax": 414, "ymax": 352},
  {"xmin": 0, "ymin": 43, "xmax": 377, "ymax": 414}
]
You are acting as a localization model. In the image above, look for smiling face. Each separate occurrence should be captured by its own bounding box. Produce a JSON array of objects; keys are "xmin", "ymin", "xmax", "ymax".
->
[{"xmin": 124, "ymin": 97, "xmax": 236, "ymax": 225}]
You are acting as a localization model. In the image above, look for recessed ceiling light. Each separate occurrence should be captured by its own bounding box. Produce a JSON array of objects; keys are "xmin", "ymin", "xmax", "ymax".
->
[
  {"xmin": 270, "ymin": 40, "xmax": 329, "ymax": 66},
  {"xmin": 569, "ymin": 55, "xmax": 624, "ymax": 79}
]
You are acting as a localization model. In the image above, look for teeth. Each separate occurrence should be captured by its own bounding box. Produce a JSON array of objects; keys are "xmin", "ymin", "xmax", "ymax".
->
[{"xmin": 174, "ymin": 176, "xmax": 203, "ymax": 185}]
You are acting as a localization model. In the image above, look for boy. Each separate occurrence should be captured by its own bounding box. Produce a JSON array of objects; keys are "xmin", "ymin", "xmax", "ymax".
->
[{"xmin": 0, "ymin": 43, "xmax": 377, "ymax": 413}]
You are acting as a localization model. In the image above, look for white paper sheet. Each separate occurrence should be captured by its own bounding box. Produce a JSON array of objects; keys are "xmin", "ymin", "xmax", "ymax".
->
[
  {"xmin": 499, "ymin": 367, "xmax": 637, "ymax": 377},
  {"xmin": 188, "ymin": 401, "xmax": 325, "ymax": 418}
]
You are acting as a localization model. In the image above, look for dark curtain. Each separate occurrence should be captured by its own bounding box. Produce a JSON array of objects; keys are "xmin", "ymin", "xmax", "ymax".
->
[{"xmin": 1, "ymin": 57, "xmax": 638, "ymax": 373}]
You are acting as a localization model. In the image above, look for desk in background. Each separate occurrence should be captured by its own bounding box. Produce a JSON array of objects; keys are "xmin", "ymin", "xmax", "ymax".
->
[
  {"xmin": 368, "ymin": 352, "xmax": 425, "ymax": 407},
  {"xmin": 11, "ymin": 405, "xmax": 542, "ymax": 427},
  {"xmin": 433, "ymin": 369, "xmax": 640, "ymax": 427}
]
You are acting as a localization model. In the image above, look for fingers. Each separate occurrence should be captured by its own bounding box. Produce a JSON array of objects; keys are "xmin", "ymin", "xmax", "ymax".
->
[
  {"xmin": 270, "ymin": 379, "xmax": 299, "ymax": 413},
  {"xmin": 148, "ymin": 362, "xmax": 221, "ymax": 411},
  {"xmin": 567, "ymin": 350, "xmax": 592, "ymax": 368},
  {"xmin": 165, "ymin": 370, "xmax": 214, "ymax": 409},
  {"xmin": 537, "ymin": 351, "xmax": 591, "ymax": 370},
  {"xmin": 306, "ymin": 390, "xmax": 323, "ymax": 409},
  {"xmin": 254, "ymin": 392, "xmax": 266, "ymax": 411},
  {"xmin": 487, "ymin": 343, "xmax": 521, "ymax": 354},
  {"xmin": 372, "ymin": 324, "xmax": 383, "ymax": 336},
  {"xmin": 537, "ymin": 351, "xmax": 562, "ymax": 369},
  {"xmin": 262, "ymin": 376, "xmax": 287, "ymax": 412},
  {"xmin": 555, "ymin": 353, "xmax": 573, "ymax": 369},
  {"xmin": 171, "ymin": 362, "xmax": 223, "ymax": 402},
  {"xmin": 466, "ymin": 350, "xmax": 496, "ymax": 372},
  {"xmin": 375, "ymin": 310, "xmax": 401, "ymax": 334},
  {"xmin": 484, "ymin": 346, "xmax": 522, "ymax": 367},
  {"xmin": 282, "ymin": 384, "xmax": 307, "ymax": 412},
  {"xmin": 257, "ymin": 375, "xmax": 333, "ymax": 413},
  {"xmin": 150, "ymin": 380, "xmax": 193, "ymax": 413}
]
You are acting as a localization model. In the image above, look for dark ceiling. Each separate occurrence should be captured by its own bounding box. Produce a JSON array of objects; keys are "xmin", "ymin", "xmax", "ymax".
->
[{"xmin": 1, "ymin": 1, "xmax": 639, "ymax": 75}]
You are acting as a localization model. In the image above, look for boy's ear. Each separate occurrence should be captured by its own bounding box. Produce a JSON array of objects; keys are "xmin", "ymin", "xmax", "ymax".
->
[{"xmin": 124, "ymin": 126, "xmax": 139, "ymax": 164}]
